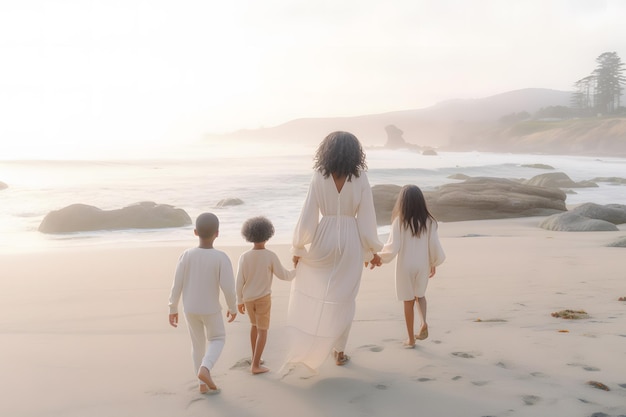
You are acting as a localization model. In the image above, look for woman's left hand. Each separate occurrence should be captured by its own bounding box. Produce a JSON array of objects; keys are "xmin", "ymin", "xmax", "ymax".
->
[{"xmin": 367, "ymin": 253, "xmax": 382, "ymax": 269}]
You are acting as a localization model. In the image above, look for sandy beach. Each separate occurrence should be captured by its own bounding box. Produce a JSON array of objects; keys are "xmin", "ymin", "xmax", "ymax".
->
[{"xmin": 1, "ymin": 216, "xmax": 625, "ymax": 417}]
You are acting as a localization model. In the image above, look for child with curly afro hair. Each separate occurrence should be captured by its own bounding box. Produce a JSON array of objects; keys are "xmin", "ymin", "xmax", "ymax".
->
[{"xmin": 236, "ymin": 216, "xmax": 296, "ymax": 374}]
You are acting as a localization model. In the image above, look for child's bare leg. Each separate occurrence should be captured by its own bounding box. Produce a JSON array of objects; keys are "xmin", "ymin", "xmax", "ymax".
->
[
  {"xmin": 403, "ymin": 299, "xmax": 416, "ymax": 346},
  {"xmin": 417, "ymin": 296, "xmax": 427, "ymax": 331},
  {"xmin": 198, "ymin": 366, "xmax": 218, "ymax": 391},
  {"xmin": 249, "ymin": 325, "xmax": 258, "ymax": 359},
  {"xmin": 415, "ymin": 296, "xmax": 428, "ymax": 340},
  {"xmin": 251, "ymin": 328, "xmax": 269, "ymax": 374}
]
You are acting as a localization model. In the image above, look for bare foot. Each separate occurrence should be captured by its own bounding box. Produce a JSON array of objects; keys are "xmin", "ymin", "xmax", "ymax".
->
[
  {"xmin": 197, "ymin": 366, "xmax": 219, "ymax": 391},
  {"xmin": 251, "ymin": 365, "xmax": 270, "ymax": 374},
  {"xmin": 415, "ymin": 326, "xmax": 429, "ymax": 341},
  {"xmin": 333, "ymin": 350, "xmax": 350, "ymax": 366},
  {"xmin": 403, "ymin": 339, "xmax": 415, "ymax": 349}
]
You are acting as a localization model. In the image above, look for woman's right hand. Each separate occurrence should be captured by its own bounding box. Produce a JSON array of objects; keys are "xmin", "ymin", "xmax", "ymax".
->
[{"xmin": 293, "ymin": 256, "xmax": 300, "ymax": 267}]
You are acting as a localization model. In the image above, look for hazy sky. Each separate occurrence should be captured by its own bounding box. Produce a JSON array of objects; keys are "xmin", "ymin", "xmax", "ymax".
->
[{"xmin": 1, "ymin": 0, "xmax": 625, "ymax": 158}]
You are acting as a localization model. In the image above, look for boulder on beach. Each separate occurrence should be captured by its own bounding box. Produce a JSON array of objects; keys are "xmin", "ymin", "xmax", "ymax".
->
[
  {"xmin": 0, "ymin": 181, "xmax": 7, "ymax": 190},
  {"xmin": 539, "ymin": 213, "xmax": 618, "ymax": 232},
  {"xmin": 523, "ymin": 172, "xmax": 597, "ymax": 188},
  {"xmin": 607, "ymin": 236, "xmax": 626, "ymax": 248},
  {"xmin": 570, "ymin": 203, "xmax": 626, "ymax": 224},
  {"xmin": 372, "ymin": 177, "xmax": 567, "ymax": 224},
  {"xmin": 38, "ymin": 201, "xmax": 191, "ymax": 233},
  {"xmin": 539, "ymin": 203, "xmax": 626, "ymax": 232},
  {"xmin": 422, "ymin": 149, "xmax": 438, "ymax": 156},
  {"xmin": 426, "ymin": 177, "xmax": 567, "ymax": 222},
  {"xmin": 371, "ymin": 184, "xmax": 403, "ymax": 225},
  {"xmin": 216, "ymin": 197, "xmax": 244, "ymax": 207}
]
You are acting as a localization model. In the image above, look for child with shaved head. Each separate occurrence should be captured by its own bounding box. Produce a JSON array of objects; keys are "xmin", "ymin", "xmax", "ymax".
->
[{"xmin": 168, "ymin": 212, "xmax": 237, "ymax": 394}]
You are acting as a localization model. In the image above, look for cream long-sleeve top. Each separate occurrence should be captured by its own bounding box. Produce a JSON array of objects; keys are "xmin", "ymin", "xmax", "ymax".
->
[
  {"xmin": 168, "ymin": 247, "xmax": 237, "ymax": 316},
  {"xmin": 236, "ymin": 248, "xmax": 296, "ymax": 304}
]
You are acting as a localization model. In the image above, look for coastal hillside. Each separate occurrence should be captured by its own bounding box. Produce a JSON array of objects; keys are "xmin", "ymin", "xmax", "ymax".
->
[
  {"xmin": 205, "ymin": 88, "xmax": 571, "ymax": 148},
  {"xmin": 448, "ymin": 117, "xmax": 626, "ymax": 156},
  {"xmin": 204, "ymin": 88, "xmax": 626, "ymax": 156}
]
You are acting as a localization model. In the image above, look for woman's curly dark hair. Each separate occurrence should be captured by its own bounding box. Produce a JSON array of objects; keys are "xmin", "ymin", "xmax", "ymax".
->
[
  {"xmin": 241, "ymin": 216, "xmax": 275, "ymax": 243},
  {"xmin": 313, "ymin": 131, "xmax": 367, "ymax": 180}
]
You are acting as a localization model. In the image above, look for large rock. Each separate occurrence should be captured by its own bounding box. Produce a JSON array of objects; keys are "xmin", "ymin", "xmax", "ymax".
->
[
  {"xmin": 539, "ymin": 203, "xmax": 626, "ymax": 232},
  {"xmin": 216, "ymin": 197, "xmax": 244, "ymax": 207},
  {"xmin": 521, "ymin": 164, "xmax": 554, "ymax": 170},
  {"xmin": 607, "ymin": 236, "xmax": 626, "ymax": 247},
  {"xmin": 384, "ymin": 124, "xmax": 409, "ymax": 149},
  {"xmin": 524, "ymin": 172, "xmax": 597, "ymax": 188},
  {"xmin": 39, "ymin": 201, "xmax": 191, "ymax": 233},
  {"xmin": 0, "ymin": 181, "xmax": 7, "ymax": 190},
  {"xmin": 372, "ymin": 177, "xmax": 567, "ymax": 224},
  {"xmin": 540, "ymin": 213, "xmax": 618, "ymax": 232},
  {"xmin": 372, "ymin": 184, "xmax": 402, "ymax": 225},
  {"xmin": 427, "ymin": 177, "xmax": 567, "ymax": 222},
  {"xmin": 570, "ymin": 203, "xmax": 626, "ymax": 224},
  {"xmin": 591, "ymin": 176, "xmax": 626, "ymax": 185}
]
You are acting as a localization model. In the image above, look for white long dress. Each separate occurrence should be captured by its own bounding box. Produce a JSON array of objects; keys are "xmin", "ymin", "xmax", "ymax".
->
[
  {"xmin": 379, "ymin": 218, "xmax": 446, "ymax": 300},
  {"xmin": 286, "ymin": 170, "xmax": 383, "ymax": 370}
]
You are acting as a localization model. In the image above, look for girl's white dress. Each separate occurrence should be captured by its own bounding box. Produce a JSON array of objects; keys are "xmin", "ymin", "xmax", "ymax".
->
[
  {"xmin": 379, "ymin": 217, "xmax": 446, "ymax": 300},
  {"xmin": 286, "ymin": 170, "xmax": 383, "ymax": 370}
]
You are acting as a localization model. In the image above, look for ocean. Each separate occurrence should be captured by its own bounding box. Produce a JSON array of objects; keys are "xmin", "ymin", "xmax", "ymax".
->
[{"xmin": 1, "ymin": 149, "xmax": 625, "ymax": 253}]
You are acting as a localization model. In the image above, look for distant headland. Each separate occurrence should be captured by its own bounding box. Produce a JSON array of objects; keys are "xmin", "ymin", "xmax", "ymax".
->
[{"xmin": 205, "ymin": 88, "xmax": 626, "ymax": 157}]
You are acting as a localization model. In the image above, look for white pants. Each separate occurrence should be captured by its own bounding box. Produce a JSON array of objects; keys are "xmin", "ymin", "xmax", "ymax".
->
[{"xmin": 184, "ymin": 312, "xmax": 225, "ymax": 378}]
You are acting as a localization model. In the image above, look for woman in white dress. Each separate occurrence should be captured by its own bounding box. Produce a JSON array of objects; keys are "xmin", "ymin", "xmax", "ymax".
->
[{"xmin": 286, "ymin": 131, "xmax": 383, "ymax": 371}]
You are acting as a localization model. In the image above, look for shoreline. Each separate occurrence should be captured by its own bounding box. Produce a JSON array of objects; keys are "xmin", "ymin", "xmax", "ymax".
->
[{"xmin": 1, "ymin": 216, "xmax": 625, "ymax": 416}]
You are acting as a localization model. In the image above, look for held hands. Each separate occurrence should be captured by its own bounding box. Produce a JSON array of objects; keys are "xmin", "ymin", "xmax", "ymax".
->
[
  {"xmin": 227, "ymin": 311, "xmax": 237, "ymax": 323},
  {"xmin": 238, "ymin": 303, "xmax": 246, "ymax": 314},
  {"xmin": 169, "ymin": 313, "xmax": 178, "ymax": 328},
  {"xmin": 366, "ymin": 253, "xmax": 382, "ymax": 269}
]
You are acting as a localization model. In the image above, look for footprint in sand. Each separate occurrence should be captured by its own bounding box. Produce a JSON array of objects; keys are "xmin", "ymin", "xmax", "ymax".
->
[
  {"xmin": 145, "ymin": 390, "xmax": 176, "ymax": 396},
  {"xmin": 451, "ymin": 351, "xmax": 475, "ymax": 359},
  {"xmin": 359, "ymin": 344, "xmax": 384, "ymax": 352},
  {"xmin": 471, "ymin": 381, "xmax": 489, "ymax": 386},
  {"xmin": 231, "ymin": 357, "xmax": 253, "ymax": 369},
  {"xmin": 188, "ymin": 397, "xmax": 205, "ymax": 406},
  {"xmin": 452, "ymin": 376, "xmax": 462, "ymax": 381},
  {"xmin": 522, "ymin": 395, "xmax": 541, "ymax": 405},
  {"xmin": 530, "ymin": 371, "xmax": 548, "ymax": 378},
  {"xmin": 375, "ymin": 384, "xmax": 388, "ymax": 390},
  {"xmin": 414, "ymin": 377, "xmax": 434, "ymax": 382},
  {"xmin": 567, "ymin": 362, "xmax": 600, "ymax": 372}
]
